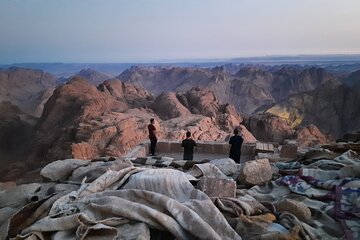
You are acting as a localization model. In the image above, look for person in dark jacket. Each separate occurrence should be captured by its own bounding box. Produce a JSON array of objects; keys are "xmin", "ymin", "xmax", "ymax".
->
[
  {"xmin": 182, "ymin": 131, "xmax": 197, "ymax": 160},
  {"xmin": 148, "ymin": 118, "xmax": 158, "ymax": 156},
  {"xmin": 229, "ymin": 128, "xmax": 243, "ymax": 163}
]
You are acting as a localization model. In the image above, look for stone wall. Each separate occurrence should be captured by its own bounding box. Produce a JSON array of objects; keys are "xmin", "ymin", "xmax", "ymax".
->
[{"xmin": 125, "ymin": 140, "xmax": 255, "ymax": 158}]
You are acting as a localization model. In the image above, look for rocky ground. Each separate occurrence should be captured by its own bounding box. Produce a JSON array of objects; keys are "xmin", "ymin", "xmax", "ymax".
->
[{"xmin": 0, "ymin": 134, "xmax": 359, "ymax": 239}]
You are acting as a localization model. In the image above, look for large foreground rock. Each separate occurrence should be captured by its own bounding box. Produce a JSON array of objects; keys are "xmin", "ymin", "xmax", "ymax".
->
[
  {"xmin": 197, "ymin": 177, "xmax": 236, "ymax": 198},
  {"xmin": 40, "ymin": 159, "xmax": 88, "ymax": 181},
  {"xmin": 238, "ymin": 159, "xmax": 272, "ymax": 185}
]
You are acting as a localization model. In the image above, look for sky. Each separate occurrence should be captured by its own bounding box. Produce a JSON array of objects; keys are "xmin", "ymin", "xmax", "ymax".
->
[{"xmin": 0, "ymin": 0, "xmax": 360, "ymax": 63}]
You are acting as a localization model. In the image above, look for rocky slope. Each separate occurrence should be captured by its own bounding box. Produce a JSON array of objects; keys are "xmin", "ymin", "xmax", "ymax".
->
[
  {"xmin": 0, "ymin": 102, "xmax": 35, "ymax": 161},
  {"xmin": 270, "ymin": 67, "xmax": 339, "ymax": 101},
  {"xmin": 118, "ymin": 66, "xmax": 215, "ymax": 94},
  {"xmin": 118, "ymin": 65, "xmax": 339, "ymax": 114},
  {"xmin": 296, "ymin": 124, "xmax": 332, "ymax": 147},
  {"xmin": 263, "ymin": 76, "xmax": 360, "ymax": 138},
  {"xmin": 0, "ymin": 67, "xmax": 56, "ymax": 117},
  {"xmin": 27, "ymin": 77, "xmax": 154, "ymax": 163},
  {"xmin": 344, "ymin": 69, "xmax": 360, "ymax": 86},
  {"xmin": 243, "ymin": 113, "xmax": 295, "ymax": 143},
  {"xmin": 150, "ymin": 92, "xmax": 191, "ymax": 120},
  {"xmin": 153, "ymin": 87, "xmax": 256, "ymax": 142},
  {"xmin": 26, "ymin": 77, "xmax": 256, "ymax": 166}
]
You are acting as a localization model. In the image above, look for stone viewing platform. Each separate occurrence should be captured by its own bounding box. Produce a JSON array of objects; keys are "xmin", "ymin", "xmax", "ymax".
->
[{"xmin": 125, "ymin": 140, "xmax": 257, "ymax": 162}]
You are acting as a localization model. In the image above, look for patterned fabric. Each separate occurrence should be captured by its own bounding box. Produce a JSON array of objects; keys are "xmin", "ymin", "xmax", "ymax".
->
[{"xmin": 130, "ymin": 156, "xmax": 210, "ymax": 169}]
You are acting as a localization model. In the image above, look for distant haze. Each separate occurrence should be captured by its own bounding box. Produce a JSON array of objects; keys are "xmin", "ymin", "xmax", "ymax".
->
[{"xmin": 1, "ymin": 0, "xmax": 360, "ymax": 63}]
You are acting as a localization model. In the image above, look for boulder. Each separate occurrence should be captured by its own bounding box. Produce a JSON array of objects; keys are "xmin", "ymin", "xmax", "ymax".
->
[
  {"xmin": 209, "ymin": 158, "xmax": 238, "ymax": 176},
  {"xmin": 197, "ymin": 177, "xmax": 236, "ymax": 198},
  {"xmin": 40, "ymin": 159, "xmax": 88, "ymax": 182},
  {"xmin": 280, "ymin": 144, "xmax": 298, "ymax": 159},
  {"xmin": 238, "ymin": 159, "xmax": 272, "ymax": 185}
]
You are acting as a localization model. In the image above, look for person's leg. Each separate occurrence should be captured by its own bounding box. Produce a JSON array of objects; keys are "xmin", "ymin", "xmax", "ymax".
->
[
  {"xmin": 230, "ymin": 152, "xmax": 240, "ymax": 163},
  {"xmin": 153, "ymin": 139, "xmax": 158, "ymax": 155},
  {"xmin": 150, "ymin": 138, "xmax": 155, "ymax": 155}
]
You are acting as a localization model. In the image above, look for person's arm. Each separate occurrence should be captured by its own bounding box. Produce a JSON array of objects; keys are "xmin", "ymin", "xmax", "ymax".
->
[{"xmin": 152, "ymin": 125, "xmax": 157, "ymax": 138}]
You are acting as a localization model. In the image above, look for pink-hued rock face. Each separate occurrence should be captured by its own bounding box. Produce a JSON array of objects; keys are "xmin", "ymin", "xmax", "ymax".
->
[
  {"xmin": 27, "ymin": 77, "xmax": 155, "ymax": 163},
  {"xmin": 25, "ymin": 77, "xmax": 256, "ymax": 166},
  {"xmin": 296, "ymin": 124, "xmax": 332, "ymax": 148},
  {"xmin": 150, "ymin": 92, "xmax": 191, "ymax": 120},
  {"xmin": 244, "ymin": 113, "xmax": 295, "ymax": 143}
]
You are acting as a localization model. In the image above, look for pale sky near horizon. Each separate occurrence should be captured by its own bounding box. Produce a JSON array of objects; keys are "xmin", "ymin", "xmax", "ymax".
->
[{"xmin": 0, "ymin": 0, "xmax": 360, "ymax": 63}]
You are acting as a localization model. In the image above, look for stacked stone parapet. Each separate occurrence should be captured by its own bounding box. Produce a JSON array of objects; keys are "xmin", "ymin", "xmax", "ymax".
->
[{"xmin": 125, "ymin": 140, "xmax": 256, "ymax": 159}]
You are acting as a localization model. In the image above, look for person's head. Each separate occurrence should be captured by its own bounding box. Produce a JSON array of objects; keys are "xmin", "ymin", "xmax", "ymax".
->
[
  {"xmin": 150, "ymin": 118, "xmax": 154, "ymax": 124},
  {"xmin": 186, "ymin": 131, "xmax": 191, "ymax": 138},
  {"xmin": 233, "ymin": 128, "xmax": 239, "ymax": 135}
]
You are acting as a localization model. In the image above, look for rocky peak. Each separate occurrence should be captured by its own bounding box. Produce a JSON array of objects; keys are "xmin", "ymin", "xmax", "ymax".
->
[
  {"xmin": 176, "ymin": 87, "xmax": 220, "ymax": 117},
  {"xmin": 76, "ymin": 68, "xmax": 110, "ymax": 86},
  {"xmin": 0, "ymin": 67, "xmax": 56, "ymax": 117},
  {"xmin": 150, "ymin": 92, "xmax": 191, "ymax": 120},
  {"xmin": 38, "ymin": 76, "xmax": 116, "ymax": 129},
  {"xmin": 235, "ymin": 66, "xmax": 271, "ymax": 79},
  {"xmin": 98, "ymin": 79, "xmax": 153, "ymax": 108}
]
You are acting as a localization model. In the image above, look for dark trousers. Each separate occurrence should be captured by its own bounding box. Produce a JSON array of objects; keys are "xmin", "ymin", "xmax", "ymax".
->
[
  {"xmin": 229, "ymin": 152, "xmax": 241, "ymax": 164},
  {"xmin": 150, "ymin": 138, "xmax": 157, "ymax": 155}
]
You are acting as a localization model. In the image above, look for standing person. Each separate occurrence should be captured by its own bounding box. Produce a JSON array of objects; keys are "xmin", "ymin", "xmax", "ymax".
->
[
  {"xmin": 182, "ymin": 131, "xmax": 197, "ymax": 160},
  {"xmin": 148, "ymin": 118, "xmax": 158, "ymax": 156},
  {"xmin": 229, "ymin": 128, "xmax": 243, "ymax": 163}
]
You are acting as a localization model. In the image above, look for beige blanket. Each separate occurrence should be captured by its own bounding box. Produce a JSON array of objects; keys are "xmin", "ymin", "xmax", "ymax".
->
[{"xmin": 16, "ymin": 167, "xmax": 241, "ymax": 240}]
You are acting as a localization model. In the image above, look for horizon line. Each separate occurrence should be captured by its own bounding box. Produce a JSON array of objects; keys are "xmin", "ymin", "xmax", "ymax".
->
[{"xmin": 2, "ymin": 53, "xmax": 360, "ymax": 65}]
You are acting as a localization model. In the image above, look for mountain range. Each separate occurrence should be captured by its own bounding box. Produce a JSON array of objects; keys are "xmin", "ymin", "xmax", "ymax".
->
[
  {"xmin": 117, "ymin": 65, "xmax": 341, "ymax": 114},
  {"xmin": 0, "ymin": 64, "xmax": 359, "ymax": 181}
]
